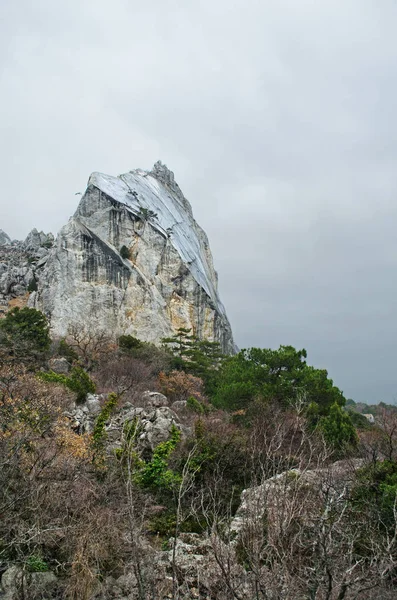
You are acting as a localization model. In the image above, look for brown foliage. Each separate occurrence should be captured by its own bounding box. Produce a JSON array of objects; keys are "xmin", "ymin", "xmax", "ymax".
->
[{"xmin": 158, "ymin": 370, "xmax": 204, "ymax": 403}]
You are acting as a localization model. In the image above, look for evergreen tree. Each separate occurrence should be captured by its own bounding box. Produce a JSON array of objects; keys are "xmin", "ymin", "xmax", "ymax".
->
[
  {"xmin": 0, "ymin": 307, "xmax": 50, "ymax": 364},
  {"xmin": 319, "ymin": 402, "xmax": 358, "ymax": 452}
]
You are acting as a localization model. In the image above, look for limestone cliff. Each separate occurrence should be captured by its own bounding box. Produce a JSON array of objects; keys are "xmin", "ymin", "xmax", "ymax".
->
[{"xmin": 30, "ymin": 162, "xmax": 235, "ymax": 353}]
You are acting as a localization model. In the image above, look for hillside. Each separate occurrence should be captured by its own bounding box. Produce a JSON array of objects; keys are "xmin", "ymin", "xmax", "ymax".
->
[{"xmin": 0, "ymin": 309, "xmax": 396, "ymax": 599}]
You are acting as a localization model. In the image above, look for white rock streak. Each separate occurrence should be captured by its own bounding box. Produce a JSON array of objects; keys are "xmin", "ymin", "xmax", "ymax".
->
[{"xmin": 90, "ymin": 169, "xmax": 225, "ymax": 316}]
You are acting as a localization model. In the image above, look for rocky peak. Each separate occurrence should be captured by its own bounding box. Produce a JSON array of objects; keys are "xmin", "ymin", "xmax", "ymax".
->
[
  {"xmin": 149, "ymin": 160, "xmax": 193, "ymax": 217},
  {"xmin": 0, "ymin": 230, "xmax": 11, "ymax": 246},
  {"xmin": 150, "ymin": 160, "xmax": 176, "ymax": 185},
  {"xmin": 29, "ymin": 162, "xmax": 235, "ymax": 353},
  {"xmin": 0, "ymin": 228, "xmax": 54, "ymax": 314},
  {"xmin": 23, "ymin": 229, "xmax": 54, "ymax": 253}
]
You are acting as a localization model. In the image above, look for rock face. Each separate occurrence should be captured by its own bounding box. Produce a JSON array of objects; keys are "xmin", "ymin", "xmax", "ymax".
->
[
  {"xmin": 0, "ymin": 229, "xmax": 53, "ymax": 314},
  {"xmin": 0, "ymin": 230, "xmax": 11, "ymax": 246},
  {"xmin": 0, "ymin": 566, "xmax": 57, "ymax": 600},
  {"xmin": 31, "ymin": 161, "xmax": 235, "ymax": 353}
]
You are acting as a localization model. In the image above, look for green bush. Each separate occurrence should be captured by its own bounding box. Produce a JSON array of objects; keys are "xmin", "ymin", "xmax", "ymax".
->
[
  {"xmin": 186, "ymin": 395, "xmax": 205, "ymax": 414},
  {"xmin": 26, "ymin": 554, "xmax": 49, "ymax": 572},
  {"xmin": 352, "ymin": 460, "xmax": 397, "ymax": 534},
  {"xmin": 27, "ymin": 278, "xmax": 38, "ymax": 292},
  {"xmin": 319, "ymin": 402, "xmax": 358, "ymax": 453},
  {"xmin": 135, "ymin": 425, "xmax": 181, "ymax": 490},
  {"xmin": 118, "ymin": 335, "xmax": 143, "ymax": 351},
  {"xmin": 347, "ymin": 410, "xmax": 372, "ymax": 430},
  {"xmin": 67, "ymin": 366, "xmax": 96, "ymax": 402},
  {"xmin": 58, "ymin": 338, "xmax": 79, "ymax": 363},
  {"xmin": 37, "ymin": 366, "xmax": 96, "ymax": 403},
  {"xmin": 92, "ymin": 393, "xmax": 119, "ymax": 469},
  {"xmin": 120, "ymin": 245, "xmax": 130, "ymax": 259},
  {"xmin": 0, "ymin": 307, "xmax": 50, "ymax": 361}
]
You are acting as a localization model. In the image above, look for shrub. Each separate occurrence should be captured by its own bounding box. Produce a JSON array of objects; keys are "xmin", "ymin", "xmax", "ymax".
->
[
  {"xmin": 120, "ymin": 245, "xmax": 130, "ymax": 259},
  {"xmin": 26, "ymin": 554, "xmax": 49, "ymax": 572},
  {"xmin": 158, "ymin": 370, "xmax": 204, "ymax": 403},
  {"xmin": 0, "ymin": 307, "xmax": 50, "ymax": 362},
  {"xmin": 37, "ymin": 366, "xmax": 96, "ymax": 403},
  {"xmin": 135, "ymin": 424, "xmax": 181, "ymax": 490},
  {"xmin": 118, "ymin": 335, "xmax": 171, "ymax": 374},
  {"xmin": 186, "ymin": 395, "xmax": 208, "ymax": 414},
  {"xmin": 27, "ymin": 278, "xmax": 38, "ymax": 292},
  {"xmin": 58, "ymin": 338, "xmax": 79, "ymax": 363},
  {"xmin": 352, "ymin": 460, "xmax": 397, "ymax": 534},
  {"xmin": 67, "ymin": 366, "xmax": 96, "ymax": 402},
  {"xmin": 118, "ymin": 335, "xmax": 143, "ymax": 351},
  {"xmin": 319, "ymin": 402, "xmax": 358, "ymax": 453},
  {"xmin": 92, "ymin": 393, "xmax": 118, "ymax": 473}
]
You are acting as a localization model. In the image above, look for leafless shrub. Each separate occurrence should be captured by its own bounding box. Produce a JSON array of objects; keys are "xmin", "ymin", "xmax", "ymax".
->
[
  {"xmin": 94, "ymin": 354, "xmax": 156, "ymax": 401},
  {"xmin": 65, "ymin": 323, "xmax": 115, "ymax": 370}
]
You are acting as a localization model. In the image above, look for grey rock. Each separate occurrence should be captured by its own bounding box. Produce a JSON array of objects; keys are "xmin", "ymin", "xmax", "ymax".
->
[
  {"xmin": 171, "ymin": 400, "xmax": 188, "ymax": 411},
  {"xmin": 1, "ymin": 565, "xmax": 24, "ymax": 599},
  {"xmin": 139, "ymin": 406, "xmax": 180, "ymax": 451},
  {"xmin": 0, "ymin": 566, "xmax": 57, "ymax": 600},
  {"xmin": 48, "ymin": 357, "xmax": 70, "ymax": 374},
  {"xmin": 35, "ymin": 247, "xmax": 49, "ymax": 259},
  {"xmin": 230, "ymin": 459, "xmax": 365, "ymax": 540},
  {"xmin": 31, "ymin": 162, "xmax": 235, "ymax": 354},
  {"xmin": 0, "ymin": 230, "xmax": 11, "ymax": 246},
  {"xmin": 29, "ymin": 570, "xmax": 57, "ymax": 591},
  {"xmin": 86, "ymin": 394, "xmax": 103, "ymax": 416},
  {"xmin": 66, "ymin": 394, "xmax": 183, "ymax": 454},
  {"xmin": 23, "ymin": 228, "xmax": 53, "ymax": 252},
  {"xmin": 0, "ymin": 233, "xmax": 52, "ymax": 305},
  {"xmin": 10, "ymin": 283, "xmax": 25, "ymax": 296},
  {"xmin": 141, "ymin": 390, "xmax": 168, "ymax": 407},
  {"xmin": 158, "ymin": 534, "xmax": 230, "ymax": 595}
]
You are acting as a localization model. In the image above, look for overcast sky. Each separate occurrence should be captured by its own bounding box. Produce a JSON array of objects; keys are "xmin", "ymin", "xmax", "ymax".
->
[{"xmin": 1, "ymin": 0, "xmax": 397, "ymax": 404}]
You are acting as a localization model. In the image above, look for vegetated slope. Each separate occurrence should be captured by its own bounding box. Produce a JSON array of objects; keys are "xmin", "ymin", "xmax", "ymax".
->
[{"xmin": 0, "ymin": 311, "xmax": 396, "ymax": 599}]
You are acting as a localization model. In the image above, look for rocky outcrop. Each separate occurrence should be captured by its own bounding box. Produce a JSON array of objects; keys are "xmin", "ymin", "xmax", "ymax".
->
[
  {"xmin": 0, "ymin": 230, "xmax": 11, "ymax": 246},
  {"xmin": 230, "ymin": 459, "xmax": 364, "ymax": 542},
  {"xmin": 67, "ymin": 392, "xmax": 189, "ymax": 456},
  {"xmin": 30, "ymin": 161, "xmax": 235, "ymax": 353},
  {"xmin": 23, "ymin": 228, "xmax": 54, "ymax": 255},
  {"xmin": 0, "ymin": 229, "xmax": 53, "ymax": 314},
  {"xmin": 0, "ymin": 566, "xmax": 58, "ymax": 600}
]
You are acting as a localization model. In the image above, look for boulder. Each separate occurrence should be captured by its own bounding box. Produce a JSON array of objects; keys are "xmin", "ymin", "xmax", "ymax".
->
[
  {"xmin": 0, "ymin": 230, "xmax": 11, "ymax": 246},
  {"xmin": 48, "ymin": 356, "xmax": 70, "ymax": 374},
  {"xmin": 141, "ymin": 390, "xmax": 168, "ymax": 408},
  {"xmin": 138, "ymin": 406, "xmax": 180, "ymax": 451},
  {"xmin": 171, "ymin": 400, "xmax": 187, "ymax": 411},
  {"xmin": 23, "ymin": 229, "xmax": 53, "ymax": 253},
  {"xmin": 85, "ymin": 393, "xmax": 103, "ymax": 416},
  {"xmin": 0, "ymin": 566, "xmax": 57, "ymax": 600}
]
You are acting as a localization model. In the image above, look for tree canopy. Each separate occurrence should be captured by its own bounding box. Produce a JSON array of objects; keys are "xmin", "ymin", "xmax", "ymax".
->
[
  {"xmin": 212, "ymin": 344, "xmax": 346, "ymax": 414},
  {"xmin": 0, "ymin": 307, "xmax": 50, "ymax": 363}
]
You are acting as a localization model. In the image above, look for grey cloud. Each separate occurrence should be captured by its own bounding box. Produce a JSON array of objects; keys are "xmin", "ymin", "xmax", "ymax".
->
[{"xmin": 1, "ymin": 0, "xmax": 397, "ymax": 403}]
